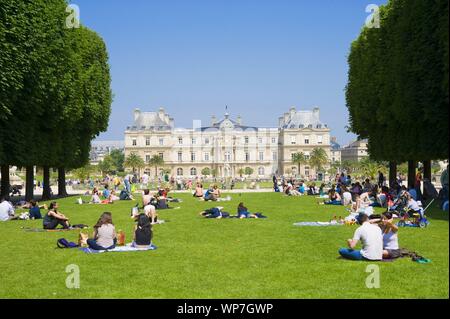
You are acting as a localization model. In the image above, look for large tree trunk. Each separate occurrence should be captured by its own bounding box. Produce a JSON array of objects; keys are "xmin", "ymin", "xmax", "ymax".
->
[
  {"xmin": 422, "ymin": 160, "xmax": 432, "ymax": 199},
  {"xmin": 0, "ymin": 165, "xmax": 10, "ymax": 198},
  {"xmin": 58, "ymin": 167, "xmax": 68, "ymax": 197},
  {"xmin": 25, "ymin": 166, "xmax": 34, "ymax": 201},
  {"xmin": 407, "ymin": 160, "xmax": 416, "ymax": 189},
  {"xmin": 423, "ymin": 160, "xmax": 432, "ymax": 181},
  {"xmin": 41, "ymin": 166, "xmax": 52, "ymax": 200},
  {"xmin": 388, "ymin": 161, "xmax": 397, "ymax": 188}
]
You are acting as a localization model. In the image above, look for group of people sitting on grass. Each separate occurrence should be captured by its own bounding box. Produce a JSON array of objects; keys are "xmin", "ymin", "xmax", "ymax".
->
[
  {"xmin": 89, "ymin": 185, "xmax": 134, "ymax": 204},
  {"xmin": 193, "ymin": 183, "xmax": 227, "ymax": 202},
  {"xmin": 339, "ymin": 211, "xmax": 400, "ymax": 261},
  {"xmin": 277, "ymin": 179, "xmax": 326, "ymax": 197},
  {"xmin": 199, "ymin": 202, "xmax": 267, "ymax": 219},
  {"xmin": 0, "ymin": 196, "xmax": 47, "ymax": 221}
]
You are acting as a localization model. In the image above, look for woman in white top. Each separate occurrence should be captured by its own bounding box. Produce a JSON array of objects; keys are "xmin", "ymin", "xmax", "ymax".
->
[
  {"xmin": 87, "ymin": 212, "xmax": 116, "ymax": 250},
  {"xmin": 380, "ymin": 211, "xmax": 400, "ymax": 259}
]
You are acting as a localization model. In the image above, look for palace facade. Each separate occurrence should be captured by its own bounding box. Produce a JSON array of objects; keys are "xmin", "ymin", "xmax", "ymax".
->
[{"xmin": 124, "ymin": 106, "xmax": 331, "ymax": 179}]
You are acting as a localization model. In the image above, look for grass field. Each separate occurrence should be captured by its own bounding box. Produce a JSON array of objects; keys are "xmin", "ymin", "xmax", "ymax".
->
[{"xmin": 0, "ymin": 192, "xmax": 448, "ymax": 298}]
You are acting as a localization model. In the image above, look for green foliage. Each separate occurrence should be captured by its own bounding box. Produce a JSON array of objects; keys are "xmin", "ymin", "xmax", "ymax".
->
[
  {"xmin": 346, "ymin": 0, "xmax": 448, "ymax": 162},
  {"xmin": 309, "ymin": 148, "xmax": 328, "ymax": 172},
  {"xmin": 201, "ymin": 167, "xmax": 211, "ymax": 176},
  {"xmin": 244, "ymin": 167, "xmax": 254, "ymax": 176},
  {"xmin": 124, "ymin": 153, "xmax": 145, "ymax": 173},
  {"xmin": 291, "ymin": 152, "xmax": 307, "ymax": 175},
  {"xmin": 109, "ymin": 149, "xmax": 125, "ymax": 172},
  {"xmin": 71, "ymin": 164, "xmax": 93, "ymax": 180}
]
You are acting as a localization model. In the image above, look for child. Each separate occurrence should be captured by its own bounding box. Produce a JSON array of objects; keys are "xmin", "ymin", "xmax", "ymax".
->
[
  {"xmin": 87, "ymin": 212, "xmax": 116, "ymax": 250},
  {"xmin": 133, "ymin": 213, "xmax": 153, "ymax": 248}
]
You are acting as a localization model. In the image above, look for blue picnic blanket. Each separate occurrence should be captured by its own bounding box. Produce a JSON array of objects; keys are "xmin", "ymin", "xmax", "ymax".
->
[
  {"xmin": 80, "ymin": 244, "xmax": 157, "ymax": 254},
  {"xmin": 293, "ymin": 222, "xmax": 343, "ymax": 227}
]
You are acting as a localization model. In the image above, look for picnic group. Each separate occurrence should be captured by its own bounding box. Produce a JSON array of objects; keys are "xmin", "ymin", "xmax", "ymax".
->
[{"xmin": 0, "ymin": 164, "xmax": 448, "ymax": 259}]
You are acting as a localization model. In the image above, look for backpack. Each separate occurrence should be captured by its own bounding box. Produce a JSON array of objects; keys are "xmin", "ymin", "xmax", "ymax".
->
[{"xmin": 57, "ymin": 238, "xmax": 78, "ymax": 249}]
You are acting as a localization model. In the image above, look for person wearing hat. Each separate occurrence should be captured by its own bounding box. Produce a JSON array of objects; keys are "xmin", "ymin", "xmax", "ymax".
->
[{"xmin": 338, "ymin": 213, "xmax": 383, "ymax": 261}]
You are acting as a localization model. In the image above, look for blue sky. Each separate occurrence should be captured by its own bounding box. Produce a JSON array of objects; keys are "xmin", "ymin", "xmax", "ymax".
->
[{"xmin": 73, "ymin": 0, "xmax": 387, "ymax": 146}]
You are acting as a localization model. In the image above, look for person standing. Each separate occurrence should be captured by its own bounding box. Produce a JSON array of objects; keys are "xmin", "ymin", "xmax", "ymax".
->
[{"xmin": 378, "ymin": 171, "xmax": 384, "ymax": 188}]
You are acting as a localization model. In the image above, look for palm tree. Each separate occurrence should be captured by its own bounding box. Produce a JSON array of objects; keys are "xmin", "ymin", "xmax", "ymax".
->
[
  {"xmin": 149, "ymin": 155, "xmax": 164, "ymax": 178},
  {"xmin": 124, "ymin": 153, "xmax": 145, "ymax": 175},
  {"xmin": 238, "ymin": 168, "xmax": 245, "ymax": 177},
  {"xmin": 292, "ymin": 152, "xmax": 307, "ymax": 177},
  {"xmin": 309, "ymin": 148, "xmax": 329, "ymax": 175}
]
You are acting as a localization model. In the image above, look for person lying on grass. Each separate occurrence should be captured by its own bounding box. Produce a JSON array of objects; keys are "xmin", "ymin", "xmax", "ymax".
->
[
  {"xmin": 133, "ymin": 213, "xmax": 153, "ymax": 248},
  {"xmin": 338, "ymin": 213, "xmax": 383, "ymax": 261},
  {"xmin": 199, "ymin": 207, "xmax": 229, "ymax": 219},
  {"xmin": 43, "ymin": 202, "xmax": 70, "ymax": 230},
  {"xmin": 87, "ymin": 212, "xmax": 117, "ymax": 251},
  {"xmin": 236, "ymin": 202, "xmax": 265, "ymax": 219}
]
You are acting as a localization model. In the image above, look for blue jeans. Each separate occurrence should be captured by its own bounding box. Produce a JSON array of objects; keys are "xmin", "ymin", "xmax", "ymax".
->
[
  {"xmin": 87, "ymin": 238, "xmax": 116, "ymax": 251},
  {"xmin": 339, "ymin": 248, "xmax": 364, "ymax": 260},
  {"xmin": 325, "ymin": 200, "xmax": 342, "ymax": 205}
]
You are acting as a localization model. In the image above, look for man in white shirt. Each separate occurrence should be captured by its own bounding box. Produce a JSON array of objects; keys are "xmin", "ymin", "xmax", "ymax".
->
[
  {"xmin": 339, "ymin": 214, "xmax": 383, "ymax": 261},
  {"xmin": 0, "ymin": 197, "xmax": 15, "ymax": 221}
]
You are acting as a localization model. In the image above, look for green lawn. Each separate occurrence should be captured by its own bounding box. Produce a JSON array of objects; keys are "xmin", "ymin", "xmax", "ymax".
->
[{"xmin": 0, "ymin": 193, "xmax": 448, "ymax": 298}]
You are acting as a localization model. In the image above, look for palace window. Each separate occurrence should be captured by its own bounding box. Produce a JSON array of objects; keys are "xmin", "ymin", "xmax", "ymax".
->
[
  {"xmin": 190, "ymin": 167, "xmax": 197, "ymax": 176},
  {"xmin": 191, "ymin": 152, "xmax": 196, "ymax": 162},
  {"xmin": 244, "ymin": 136, "xmax": 249, "ymax": 144},
  {"xmin": 245, "ymin": 152, "xmax": 250, "ymax": 161},
  {"xmin": 317, "ymin": 135, "xmax": 323, "ymax": 144},
  {"xmin": 178, "ymin": 152, "xmax": 183, "ymax": 162},
  {"xmin": 224, "ymin": 152, "xmax": 231, "ymax": 162},
  {"xmin": 132, "ymin": 138, "xmax": 137, "ymax": 146},
  {"xmin": 272, "ymin": 152, "xmax": 277, "ymax": 161},
  {"xmin": 145, "ymin": 136, "xmax": 150, "ymax": 146},
  {"xmin": 177, "ymin": 168, "xmax": 183, "ymax": 176},
  {"xmin": 272, "ymin": 137, "xmax": 276, "ymax": 144},
  {"xmin": 258, "ymin": 167, "xmax": 265, "ymax": 175},
  {"xmin": 158, "ymin": 153, "xmax": 164, "ymax": 160},
  {"xmin": 290, "ymin": 136, "xmax": 296, "ymax": 145},
  {"xmin": 159, "ymin": 138, "xmax": 164, "ymax": 146},
  {"xmin": 304, "ymin": 138, "xmax": 310, "ymax": 145},
  {"xmin": 192, "ymin": 138, "xmax": 196, "ymax": 145},
  {"xmin": 178, "ymin": 137, "xmax": 183, "ymax": 145},
  {"xmin": 205, "ymin": 137, "xmax": 210, "ymax": 144},
  {"xmin": 259, "ymin": 152, "xmax": 264, "ymax": 161},
  {"xmin": 145, "ymin": 155, "xmax": 151, "ymax": 163},
  {"xmin": 204, "ymin": 153, "xmax": 209, "ymax": 161},
  {"xmin": 258, "ymin": 137, "xmax": 263, "ymax": 144}
]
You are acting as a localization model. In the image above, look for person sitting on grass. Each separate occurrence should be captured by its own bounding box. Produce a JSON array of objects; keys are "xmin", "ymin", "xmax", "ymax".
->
[
  {"xmin": 142, "ymin": 189, "xmax": 152, "ymax": 207},
  {"xmin": 204, "ymin": 186, "xmax": 219, "ymax": 201},
  {"xmin": 87, "ymin": 212, "xmax": 116, "ymax": 251},
  {"xmin": 132, "ymin": 213, "xmax": 153, "ymax": 248},
  {"xmin": 90, "ymin": 188, "xmax": 101, "ymax": 204},
  {"xmin": 119, "ymin": 188, "xmax": 134, "ymax": 201},
  {"xmin": 0, "ymin": 196, "xmax": 15, "ymax": 221},
  {"xmin": 144, "ymin": 202, "xmax": 158, "ymax": 224},
  {"xmin": 379, "ymin": 211, "xmax": 401, "ymax": 259},
  {"xmin": 405, "ymin": 192, "xmax": 425, "ymax": 219},
  {"xmin": 102, "ymin": 184, "xmax": 110, "ymax": 199},
  {"xmin": 193, "ymin": 183, "xmax": 204, "ymax": 197},
  {"xmin": 341, "ymin": 186, "xmax": 352, "ymax": 206},
  {"xmin": 43, "ymin": 202, "xmax": 70, "ymax": 230},
  {"xmin": 322, "ymin": 188, "xmax": 342, "ymax": 205},
  {"xmin": 338, "ymin": 213, "xmax": 383, "ymax": 261},
  {"xmin": 318, "ymin": 183, "xmax": 326, "ymax": 197},
  {"xmin": 28, "ymin": 200, "xmax": 43, "ymax": 219}
]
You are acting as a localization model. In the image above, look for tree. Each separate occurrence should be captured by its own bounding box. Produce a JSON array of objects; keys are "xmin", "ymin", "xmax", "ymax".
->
[
  {"xmin": 292, "ymin": 152, "xmax": 307, "ymax": 177},
  {"xmin": 71, "ymin": 164, "xmax": 93, "ymax": 181},
  {"xmin": 237, "ymin": 168, "xmax": 245, "ymax": 177},
  {"xmin": 149, "ymin": 155, "xmax": 164, "ymax": 178},
  {"xmin": 309, "ymin": 148, "xmax": 328, "ymax": 174},
  {"xmin": 244, "ymin": 167, "xmax": 254, "ymax": 176},
  {"xmin": 124, "ymin": 153, "xmax": 145, "ymax": 175},
  {"xmin": 201, "ymin": 167, "xmax": 211, "ymax": 176},
  {"xmin": 97, "ymin": 155, "xmax": 115, "ymax": 176},
  {"xmin": 346, "ymin": 0, "xmax": 448, "ymax": 184},
  {"xmin": 109, "ymin": 149, "xmax": 125, "ymax": 172}
]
